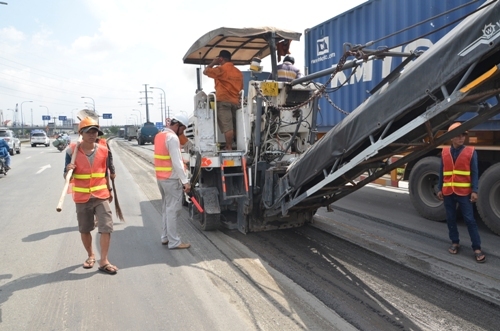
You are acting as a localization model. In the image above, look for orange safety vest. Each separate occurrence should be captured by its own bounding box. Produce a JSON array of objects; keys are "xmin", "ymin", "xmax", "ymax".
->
[
  {"xmin": 69, "ymin": 142, "xmax": 110, "ymax": 203},
  {"xmin": 442, "ymin": 146, "xmax": 474, "ymax": 196},
  {"xmin": 154, "ymin": 131, "xmax": 175, "ymax": 180}
]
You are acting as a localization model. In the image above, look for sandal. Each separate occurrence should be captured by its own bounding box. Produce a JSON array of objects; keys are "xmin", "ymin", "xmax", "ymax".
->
[
  {"xmin": 448, "ymin": 244, "xmax": 460, "ymax": 254},
  {"xmin": 83, "ymin": 257, "xmax": 96, "ymax": 269},
  {"xmin": 98, "ymin": 264, "xmax": 118, "ymax": 275},
  {"xmin": 475, "ymin": 251, "xmax": 486, "ymax": 263}
]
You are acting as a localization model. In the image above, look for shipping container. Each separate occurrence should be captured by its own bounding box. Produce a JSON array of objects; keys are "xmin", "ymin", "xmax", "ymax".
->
[{"xmin": 304, "ymin": 0, "xmax": 495, "ymax": 132}]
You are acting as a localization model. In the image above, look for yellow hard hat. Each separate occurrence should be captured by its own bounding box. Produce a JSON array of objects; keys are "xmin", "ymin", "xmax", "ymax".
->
[{"xmin": 78, "ymin": 117, "xmax": 103, "ymax": 135}]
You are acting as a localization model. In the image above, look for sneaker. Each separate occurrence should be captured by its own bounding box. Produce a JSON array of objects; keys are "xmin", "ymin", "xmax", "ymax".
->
[
  {"xmin": 169, "ymin": 243, "xmax": 190, "ymax": 250},
  {"xmin": 5, "ymin": 165, "xmax": 10, "ymax": 171},
  {"xmin": 161, "ymin": 240, "xmax": 169, "ymax": 245}
]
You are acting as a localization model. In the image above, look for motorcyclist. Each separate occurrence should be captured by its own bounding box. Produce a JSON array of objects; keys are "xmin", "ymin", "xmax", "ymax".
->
[
  {"xmin": 0, "ymin": 139, "xmax": 11, "ymax": 171},
  {"xmin": 63, "ymin": 133, "xmax": 71, "ymax": 144}
]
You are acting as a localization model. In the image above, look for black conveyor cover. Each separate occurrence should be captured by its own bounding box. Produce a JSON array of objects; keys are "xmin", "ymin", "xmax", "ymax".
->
[{"xmin": 286, "ymin": 0, "xmax": 500, "ymax": 189}]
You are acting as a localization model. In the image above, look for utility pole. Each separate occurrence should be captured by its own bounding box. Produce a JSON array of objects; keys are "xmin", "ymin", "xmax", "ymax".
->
[
  {"xmin": 159, "ymin": 93, "xmax": 164, "ymax": 124},
  {"xmin": 139, "ymin": 84, "xmax": 153, "ymax": 123}
]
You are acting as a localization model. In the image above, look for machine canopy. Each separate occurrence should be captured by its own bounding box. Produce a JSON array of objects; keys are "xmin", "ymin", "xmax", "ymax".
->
[{"xmin": 182, "ymin": 27, "xmax": 301, "ymax": 65}]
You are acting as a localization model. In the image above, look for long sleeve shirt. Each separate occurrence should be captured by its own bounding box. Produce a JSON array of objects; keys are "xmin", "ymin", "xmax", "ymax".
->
[
  {"xmin": 204, "ymin": 62, "xmax": 243, "ymax": 105},
  {"xmin": 164, "ymin": 128, "xmax": 189, "ymax": 185},
  {"xmin": 437, "ymin": 145, "xmax": 479, "ymax": 193}
]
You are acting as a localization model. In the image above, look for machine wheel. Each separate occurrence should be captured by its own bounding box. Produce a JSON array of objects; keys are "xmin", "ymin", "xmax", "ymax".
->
[
  {"xmin": 409, "ymin": 156, "xmax": 446, "ymax": 221},
  {"xmin": 31, "ymin": 144, "xmax": 36, "ymax": 147},
  {"xmin": 477, "ymin": 163, "xmax": 500, "ymax": 235},
  {"xmin": 201, "ymin": 212, "xmax": 220, "ymax": 231},
  {"xmin": 16, "ymin": 144, "xmax": 21, "ymax": 154},
  {"xmin": 45, "ymin": 144, "xmax": 49, "ymax": 147},
  {"xmin": 9, "ymin": 149, "xmax": 13, "ymax": 156},
  {"xmin": 197, "ymin": 194, "xmax": 220, "ymax": 231}
]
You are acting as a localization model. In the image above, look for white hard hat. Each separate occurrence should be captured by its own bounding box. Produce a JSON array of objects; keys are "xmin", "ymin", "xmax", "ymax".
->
[{"xmin": 171, "ymin": 113, "xmax": 189, "ymax": 127}]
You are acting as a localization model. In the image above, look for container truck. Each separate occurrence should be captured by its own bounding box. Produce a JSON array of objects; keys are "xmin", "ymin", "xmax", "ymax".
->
[{"xmin": 304, "ymin": 0, "xmax": 500, "ymax": 235}]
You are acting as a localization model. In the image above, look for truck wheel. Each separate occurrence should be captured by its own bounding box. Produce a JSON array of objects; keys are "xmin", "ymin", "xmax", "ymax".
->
[
  {"xmin": 409, "ymin": 156, "xmax": 446, "ymax": 221},
  {"xmin": 477, "ymin": 163, "xmax": 500, "ymax": 235}
]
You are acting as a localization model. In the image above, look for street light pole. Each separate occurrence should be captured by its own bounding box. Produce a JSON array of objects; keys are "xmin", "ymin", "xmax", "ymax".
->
[
  {"xmin": 39, "ymin": 105, "xmax": 49, "ymax": 127},
  {"xmin": 150, "ymin": 86, "xmax": 167, "ymax": 123},
  {"xmin": 132, "ymin": 109, "xmax": 142, "ymax": 123},
  {"xmin": 81, "ymin": 96, "xmax": 96, "ymax": 113},
  {"xmin": 130, "ymin": 113, "xmax": 138, "ymax": 126},
  {"xmin": 20, "ymin": 100, "xmax": 33, "ymax": 136}
]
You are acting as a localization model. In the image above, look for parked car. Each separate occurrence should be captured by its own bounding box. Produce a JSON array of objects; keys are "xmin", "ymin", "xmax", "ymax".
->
[
  {"xmin": 30, "ymin": 130, "xmax": 50, "ymax": 147},
  {"xmin": 0, "ymin": 128, "xmax": 21, "ymax": 156}
]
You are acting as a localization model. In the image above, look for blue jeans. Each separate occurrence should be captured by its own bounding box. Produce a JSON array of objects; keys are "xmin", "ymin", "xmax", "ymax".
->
[{"xmin": 443, "ymin": 193, "xmax": 481, "ymax": 251}]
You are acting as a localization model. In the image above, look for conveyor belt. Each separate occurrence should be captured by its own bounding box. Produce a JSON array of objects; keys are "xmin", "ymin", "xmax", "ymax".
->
[{"xmin": 266, "ymin": 0, "xmax": 500, "ymax": 217}]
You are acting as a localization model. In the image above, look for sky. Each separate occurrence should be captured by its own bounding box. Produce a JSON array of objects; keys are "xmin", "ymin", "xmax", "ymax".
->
[{"xmin": 0, "ymin": 0, "xmax": 367, "ymax": 127}]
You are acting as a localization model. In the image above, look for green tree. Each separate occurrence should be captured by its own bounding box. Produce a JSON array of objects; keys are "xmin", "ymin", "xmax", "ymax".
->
[{"xmin": 107, "ymin": 125, "xmax": 120, "ymax": 135}]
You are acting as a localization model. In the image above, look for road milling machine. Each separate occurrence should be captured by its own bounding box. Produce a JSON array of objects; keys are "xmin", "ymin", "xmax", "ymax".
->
[{"xmin": 182, "ymin": 0, "xmax": 500, "ymax": 233}]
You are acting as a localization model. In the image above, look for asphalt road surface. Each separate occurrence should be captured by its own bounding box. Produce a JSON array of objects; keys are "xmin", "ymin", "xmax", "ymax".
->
[
  {"xmin": 1, "ymin": 137, "xmax": 498, "ymax": 331},
  {"xmin": 0, "ymin": 139, "xmax": 351, "ymax": 331}
]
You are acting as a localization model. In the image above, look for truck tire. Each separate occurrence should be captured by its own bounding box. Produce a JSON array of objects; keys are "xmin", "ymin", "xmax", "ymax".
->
[
  {"xmin": 477, "ymin": 163, "xmax": 500, "ymax": 235},
  {"xmin": 409, "ymin": 156, "xmax": 446, "ymax": 221}
]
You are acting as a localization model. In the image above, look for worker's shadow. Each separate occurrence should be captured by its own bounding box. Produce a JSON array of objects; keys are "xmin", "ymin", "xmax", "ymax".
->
[
  {"xmin": 22, "ymin": 226, "xmax": 77, "ymax": 242},
  {"xmin": 109, "ymin": 199, "xmax": 191, "ymax": 270}
]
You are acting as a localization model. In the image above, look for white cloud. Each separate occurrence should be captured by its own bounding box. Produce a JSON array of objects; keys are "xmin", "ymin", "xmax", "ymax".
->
[{"xmin": 0, "ymin": 0, "xmax": 368, "ymax": 126}]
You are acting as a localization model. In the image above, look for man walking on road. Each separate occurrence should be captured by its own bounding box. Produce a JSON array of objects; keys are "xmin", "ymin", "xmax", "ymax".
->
[
  {"xmin": 65, "ymin": 117, "xmax": 118, "ymax": 274},
  {"xmin": 154, "ymin": 114, "xmax": 191, "ymax": 249},
  {"xmin": 437, "ymin": 122, "xmax": 485, "ymax": 263}
]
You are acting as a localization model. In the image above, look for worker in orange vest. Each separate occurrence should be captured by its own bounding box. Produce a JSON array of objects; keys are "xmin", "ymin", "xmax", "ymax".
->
[
  {"xmin": 154, "ymin": 114, "xmax": 191, "ymax": 249},
  {"xmin": 437, "ymin": 122, "xmax": 485, "ymax": 263},
  {"xmin": 65, "ymin": 117, "xmax": 118, "ymax": 274}
]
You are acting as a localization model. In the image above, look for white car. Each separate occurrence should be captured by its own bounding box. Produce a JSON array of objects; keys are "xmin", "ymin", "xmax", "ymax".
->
[
  {"xmin": 0, "ymin": 128, "xmax": 21, "ymax": 156},
  {"xmin": 30, "ymin": 130, "xmax": 50, "ymax": 147}
]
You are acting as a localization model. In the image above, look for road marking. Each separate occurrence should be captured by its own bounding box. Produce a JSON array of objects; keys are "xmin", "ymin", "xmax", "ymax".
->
[
  {"xmin": 366, "ymin": 183, "xmax": 409, "ymax": 194},
  {"xmin": 37, "ymin": 164, "xmax": 51, "ymax": 174}
]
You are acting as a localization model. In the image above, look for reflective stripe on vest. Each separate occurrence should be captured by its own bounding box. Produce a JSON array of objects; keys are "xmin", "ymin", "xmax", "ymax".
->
[
  {"xmin": 70, "ymin": 142, "xmax": 110, "ymax": 203},
  {"xmin": 442, "ymin": 146, "xmax": 474, "ymax": 196},
  {"xmin": 154, "ymin": 132, "xmax": 173, "ymax": 180},
  {"xmin": 73, "ymin": 173, "xmax": 106, "ymax": 179}
]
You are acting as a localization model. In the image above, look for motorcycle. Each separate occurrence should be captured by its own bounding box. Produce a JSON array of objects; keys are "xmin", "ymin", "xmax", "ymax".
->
[{"xmin": 53, "ymin": 137, "xmax": 68, "ymax": 152}]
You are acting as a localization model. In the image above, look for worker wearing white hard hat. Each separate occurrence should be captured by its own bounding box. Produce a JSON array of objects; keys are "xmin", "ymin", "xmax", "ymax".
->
[{"xmin": 153, "ymin": 114, "xmax": 191, "ymax": 249}]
